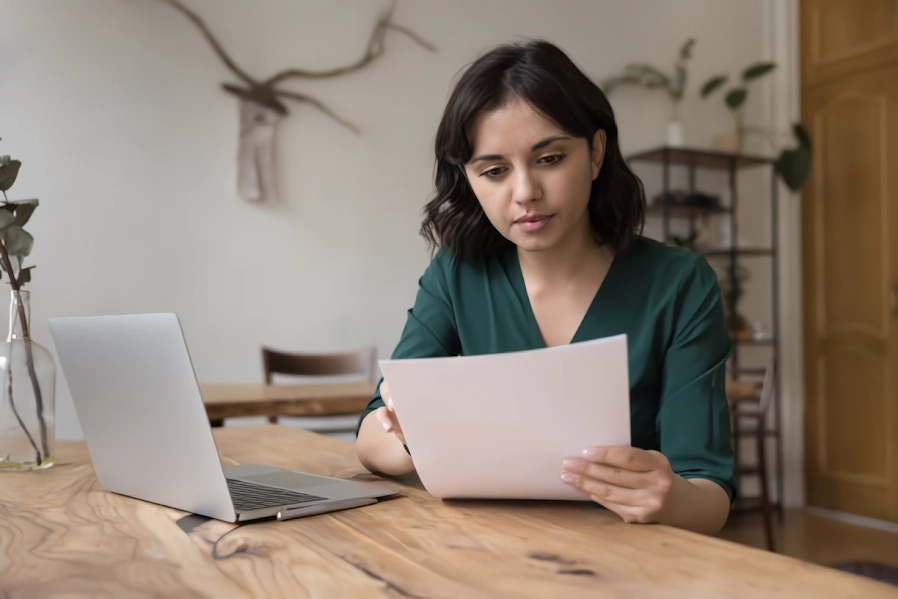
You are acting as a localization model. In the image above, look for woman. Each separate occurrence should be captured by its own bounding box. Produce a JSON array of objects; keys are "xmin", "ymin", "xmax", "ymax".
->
[{"xmin": 356, "ymin": 40, "xmax": 734, "ymax": 535}]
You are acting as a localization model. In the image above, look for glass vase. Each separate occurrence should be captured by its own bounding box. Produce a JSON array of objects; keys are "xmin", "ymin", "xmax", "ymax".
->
[{"xmin": 0, "ymin": 289, "xmax": 55, "ymax": 470}]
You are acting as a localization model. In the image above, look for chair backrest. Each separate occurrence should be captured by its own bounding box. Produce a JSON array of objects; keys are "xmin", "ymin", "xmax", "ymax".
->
[
  {"xmin": 758, "ymin": 357, "xmax": 776, "ymax": 415},
  {"xmin": 261, "ymin": 346, "xmax": 377, "ymax": 384}
]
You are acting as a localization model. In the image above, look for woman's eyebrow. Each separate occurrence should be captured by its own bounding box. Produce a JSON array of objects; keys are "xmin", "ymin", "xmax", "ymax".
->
[{"xmin": 468, "ymin": 136, "xmax": 571, "ymax": 164}]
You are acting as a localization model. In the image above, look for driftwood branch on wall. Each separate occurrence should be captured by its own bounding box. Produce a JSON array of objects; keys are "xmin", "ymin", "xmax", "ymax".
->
[{"xmin": 157, "ymin": 0, "xmax": 436, "ymax": 202}]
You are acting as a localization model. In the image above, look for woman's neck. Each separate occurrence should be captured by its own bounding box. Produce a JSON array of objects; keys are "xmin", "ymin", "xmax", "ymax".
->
[{"xmin": 516, "ymin": 220, "xmax": 613, "ymax": 285}]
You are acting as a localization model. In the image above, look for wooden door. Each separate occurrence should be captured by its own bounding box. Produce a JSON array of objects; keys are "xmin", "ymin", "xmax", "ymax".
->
[{"xmin": 801, "ymin": 0, "xmax": 898, "ymax": 522}]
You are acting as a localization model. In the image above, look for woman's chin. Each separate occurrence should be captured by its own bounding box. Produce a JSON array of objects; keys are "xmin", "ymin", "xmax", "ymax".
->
[{"xmin": 511, "ymin": 233, "xmax": 559, "ymax": 253}]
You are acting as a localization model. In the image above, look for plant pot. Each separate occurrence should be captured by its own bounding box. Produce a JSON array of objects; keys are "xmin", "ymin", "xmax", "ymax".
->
[
  {"xmin": 667, "ymin": 119, "xmax": 684, "ymax": 147},
  {"xmin": 713, "ymin": 131, "xmax": 743, "ymax": 154}
]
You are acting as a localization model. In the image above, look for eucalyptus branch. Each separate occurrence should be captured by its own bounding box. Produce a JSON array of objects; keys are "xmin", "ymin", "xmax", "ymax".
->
[
  {"xmin": 0, "ymin": 240, "xmax": 49, "ymax": 461},
  {"xmin": 5, "ymin": 342, "xmax": 40, "ymax": 465}
]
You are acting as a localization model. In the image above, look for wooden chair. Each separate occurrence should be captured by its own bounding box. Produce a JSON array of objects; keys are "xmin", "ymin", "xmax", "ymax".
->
[
  {"xmin": 728, "ymin": 359, "xmax": 777, "ymax": 552},
  {"xmin": 261, "ymin": 346, "xmax": 378, "ymax": 427}
]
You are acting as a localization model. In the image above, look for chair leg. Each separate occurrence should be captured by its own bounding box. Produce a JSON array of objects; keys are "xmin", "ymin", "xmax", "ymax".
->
[
  {"xmin": 731, "ymin": 412, "xmax": 741, "ymax": 504},
  {"xmin": 757, "ymin": 430, "xmax": 775, "ymax": 552},
  {"xmin": 268, "ymin": 415, "xmax": 278, "ymax": 424}
]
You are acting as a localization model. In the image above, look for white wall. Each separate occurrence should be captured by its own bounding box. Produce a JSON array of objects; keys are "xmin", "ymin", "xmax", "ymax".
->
[{"xmin": 2, "ymin": 0, "xmax": 794, "ymax": 495}]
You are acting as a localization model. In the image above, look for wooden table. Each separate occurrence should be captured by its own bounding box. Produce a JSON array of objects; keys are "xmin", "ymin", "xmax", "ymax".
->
[
  {"xmin": 200, "ymin": 382, "xmax": 376, "ymax": 421},
  {"xmin": 1, "ymin": 426, "xmax": 893, "ymax": 597},
  {"xmin": 201, "ymin": 381, "xmax": 756, "ymax": 422}
]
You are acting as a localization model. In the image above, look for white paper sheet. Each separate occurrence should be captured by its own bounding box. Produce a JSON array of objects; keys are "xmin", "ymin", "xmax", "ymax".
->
[{"xmin": 379, "ymin": 334, "xmax": 630, "ymax": 500}]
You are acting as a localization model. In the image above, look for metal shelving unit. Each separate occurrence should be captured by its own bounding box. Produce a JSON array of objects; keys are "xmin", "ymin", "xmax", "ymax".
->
[{"xmin": 627, "ymin": 145, "xmax": 782, "ymax": 514}]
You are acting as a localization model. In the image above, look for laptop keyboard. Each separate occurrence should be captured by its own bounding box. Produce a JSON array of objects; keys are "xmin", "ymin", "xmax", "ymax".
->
[{"xmin": 226, "ymin": 478, "xmax": 326, "ymax": 512}]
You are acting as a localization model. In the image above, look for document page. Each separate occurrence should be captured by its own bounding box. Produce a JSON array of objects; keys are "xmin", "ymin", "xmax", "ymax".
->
[{"xmin": 379, "ymin": 334, "xmax": 630, "ymax": 500}]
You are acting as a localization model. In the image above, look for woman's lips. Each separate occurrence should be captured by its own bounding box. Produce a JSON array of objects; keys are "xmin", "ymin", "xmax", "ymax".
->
[{"xmin": 514, "ymin": 214, "xmax": 552, "ymax": 232}]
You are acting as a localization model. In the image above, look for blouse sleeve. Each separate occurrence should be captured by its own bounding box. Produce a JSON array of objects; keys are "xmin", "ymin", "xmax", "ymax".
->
[
  {"xmin": 356, "ymin": 250, "xmax": 460, "ymax": 435},
  {"xmin": 658, "ymin": 255, "xmax": 736, "ymax": 501}
]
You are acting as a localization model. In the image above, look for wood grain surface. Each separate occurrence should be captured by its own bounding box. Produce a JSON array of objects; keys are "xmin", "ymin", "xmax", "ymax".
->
[
  {"xmin": 1, "ymin": 426, "xmax": 892, "ymax": 598},
  {"xmin": 200, "ymin": 382, "xmax": 376, "ymax": 420}
]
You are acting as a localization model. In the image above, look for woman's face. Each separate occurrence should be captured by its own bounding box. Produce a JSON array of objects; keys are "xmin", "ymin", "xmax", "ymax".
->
[{"xmin": 464, "ymin": 98, "xmax": 605, "ymax": 253}]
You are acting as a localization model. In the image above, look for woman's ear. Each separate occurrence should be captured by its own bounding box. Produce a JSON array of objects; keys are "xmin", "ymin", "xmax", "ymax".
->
[{"xmin": 591, "ymin": 129, "xmax": 607, "ymax": 181}]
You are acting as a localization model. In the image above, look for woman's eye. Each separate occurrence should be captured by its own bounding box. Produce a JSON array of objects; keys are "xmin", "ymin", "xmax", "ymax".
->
[
  {"xmin": 539, "ymin": 153, "xmax": 565, "ymax": 165},
  {"xmin": 481, "ymin": 167, "xmax": 506, "ymax": 178}
]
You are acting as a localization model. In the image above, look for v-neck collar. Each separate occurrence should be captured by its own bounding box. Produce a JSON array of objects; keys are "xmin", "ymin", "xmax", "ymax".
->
[{"xmin": 505, "ymin": 244, "xmax": 622, "ymax": 349}]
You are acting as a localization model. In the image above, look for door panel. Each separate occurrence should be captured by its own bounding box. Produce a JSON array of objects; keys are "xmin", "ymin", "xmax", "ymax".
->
[{"xmin": 802, "ymin": 60, "xmax": 898, "ymax": 521}]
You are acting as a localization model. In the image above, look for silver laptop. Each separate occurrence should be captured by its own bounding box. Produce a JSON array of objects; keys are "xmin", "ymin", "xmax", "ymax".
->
[{"xmin": 48, "ymin": 313, "xmax": 398, "ymax": 523}]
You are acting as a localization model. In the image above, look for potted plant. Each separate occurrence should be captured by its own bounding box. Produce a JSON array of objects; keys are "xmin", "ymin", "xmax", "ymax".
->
[
  {"xmin": 701, "ymin": 63, "xmax": 812, "ymax": 191},
  {"xmin": 601, "ymin": 39, "xmax": 695, "ymax": 147}
]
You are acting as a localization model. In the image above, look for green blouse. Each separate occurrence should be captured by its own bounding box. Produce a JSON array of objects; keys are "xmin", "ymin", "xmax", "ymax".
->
[{"xmin": 359, "ymin": 236, "xmax": 735, "ymax": 500}]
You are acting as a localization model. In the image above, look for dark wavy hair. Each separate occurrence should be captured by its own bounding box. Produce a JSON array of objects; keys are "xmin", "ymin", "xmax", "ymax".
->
[{"xmin": 421, "ymin": 40, "xmax": 645, "ymax": 260}]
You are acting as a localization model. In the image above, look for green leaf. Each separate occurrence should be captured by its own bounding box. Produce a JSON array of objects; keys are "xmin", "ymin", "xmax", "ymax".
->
[
  {"xmin": 2, "ymin": 226, "xmax": 34, "ymax": 257},
  {"xmin": 774, "ymin": 123, "xmax": 813, "ymax": 191},
  {"xmin": 725, "ymin": 88, "xmax": 748, "ymax": 109},
  {"xmin": 679, "ymin": 38, "xmax": 695, "ymax": 61},
  {"xmin": 793, "ymin": 123, "xmax": 811, "ymax": 149},
  {"xmin": 701, "ymin": 75, "xmax": 728, "ymax": 98},
  {"xmin": 600, "ymin": 75, "xmax": 641, "ymax": 94},
  {"xmin": 672, "ymin": 65, "xmax": 687, "ymax": 100},
  {"xmin": 0, "ymin": 253, "xmax": 19, "ymax": 275},
  {"xmin": 775, "ymin": 146, "xmax": 812, "ymax": 191},
  {"xmin": 0, "ymin": 160, "xmax": 21, "ymax": 192},
  {"xmin": 16, "ymin": 266, "xmax": 33, "ymax": 287},
  {"xmin": 0, "ymin": 210, "xmax": 15, "ymax": 231},
  {"xmin": 742, "ymin": 62, "xmax": 777, "ymax": 81},
  {"xmin": 13, "ymin": 202, "xmax": 37, "ymax": 227}
]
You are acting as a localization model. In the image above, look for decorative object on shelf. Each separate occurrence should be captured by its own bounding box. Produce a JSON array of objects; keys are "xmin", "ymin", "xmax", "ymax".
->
[
  {"xmin": 156, "ymin": 0, "xmax": 436, "ymax": 203},
  {"xmin": 719, "ymin": 264, "xmax": 752, "ymax": 340},
  {"xmin": 651, "ymin": 189, "xmax": 721, "ymax": 209},
  {"xmin": 0, "ymin": 143, "xmax": 56, "ymax": 471},
  {"xmin": 671, "ymin": 230, "xmax": 700, "ymax": 253},
  {"xmin": 750, "ymin": 321, "xmax": 772, "ymax": 342},
  {"xmin": 700, "ymin": 63, "xmax": 812, "ymax": 192},
  {"xmin": 601, "ymin": 39, "xmax": 695, "ymax": 147}
]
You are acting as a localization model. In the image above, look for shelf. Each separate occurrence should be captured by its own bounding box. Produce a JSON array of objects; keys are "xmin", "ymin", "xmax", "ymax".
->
[
  {"xmin": 703, "ymin": 247, "xmax": 773, "ymax": 257},
  {"xmin": 733, "ymin": 337, "xmax": 775, "ymax": 346},
  {"xmin": 732, "ymin": 428, "xmax": 780, "ymax": 437},
  {"xmin": 627, "ymin": 146, "xmax": 775, "ymax": 171},
  {"xmin": 646, "ymin": 202, "xmax": 730, "ymax": 217}
]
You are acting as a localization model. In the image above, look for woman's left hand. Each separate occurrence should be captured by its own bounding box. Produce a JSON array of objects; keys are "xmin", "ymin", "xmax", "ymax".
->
[{"xmin": 560, "ymin": 446, "xmax": 680, "ymax": 524}]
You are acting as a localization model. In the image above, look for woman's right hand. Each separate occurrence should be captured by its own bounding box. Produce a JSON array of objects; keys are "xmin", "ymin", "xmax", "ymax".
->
[{"xmin": 374, "ymin": 381, "xmax": 406, "ymax": 445}]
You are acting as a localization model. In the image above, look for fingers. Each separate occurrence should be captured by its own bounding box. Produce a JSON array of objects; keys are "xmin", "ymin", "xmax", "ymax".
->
[
  {"xmin": 580, "ymin": 446, "xmax": 668, "ymax": 472},
  {"xmin": 587, "ymin": 496, "xmax": 660, "ymax": 525},
  {"xmin": 374, "ymin": 406, "xmax": 406, "ymax": 445},
  {"xmin": 562, "ymin": 457, "xmax": 644, "ymax": 489},
  {"xmin": 375, "ymin": 405, "xmax": 399, "ymax": 432},
  {"xmin": 560, "ymin": 470, "xmax": 645, "ymax": 507}
]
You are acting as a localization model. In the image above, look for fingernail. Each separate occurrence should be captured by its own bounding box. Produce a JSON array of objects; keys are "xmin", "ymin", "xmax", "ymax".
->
[
  {"xmin": 387, "ymin": 398, "xmax": 394, "ymax": 410},
  {"xmin": 560, "ymin": 472, "xmax": 579, "ymax": 484},
  {"xmin": 563, "ymin": 457, "xmax": 586, "ymax": 472},
  {"xmin": 582, "ymin": 447, "xmax": 600, "ymax": 459},
  {"xmin": 381, "ymin": 420, "xmax": 391, "ymax": 432}
]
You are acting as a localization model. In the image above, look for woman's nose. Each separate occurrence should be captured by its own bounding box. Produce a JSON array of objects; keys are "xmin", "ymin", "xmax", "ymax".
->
[{"xmin": 511, "ymin": 168, "xmax": 542, "ymax": 204}]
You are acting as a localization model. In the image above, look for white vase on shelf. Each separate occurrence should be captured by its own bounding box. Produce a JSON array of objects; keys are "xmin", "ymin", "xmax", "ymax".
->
[{"xmin": 667, "ymin": 119, "xmax": 684, "ymax": 147}]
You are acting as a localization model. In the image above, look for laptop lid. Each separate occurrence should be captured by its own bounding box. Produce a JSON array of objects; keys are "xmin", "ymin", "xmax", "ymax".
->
[{"xmin": 49, "ymin": 313, "xmax": 238, "ymax": 522}]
